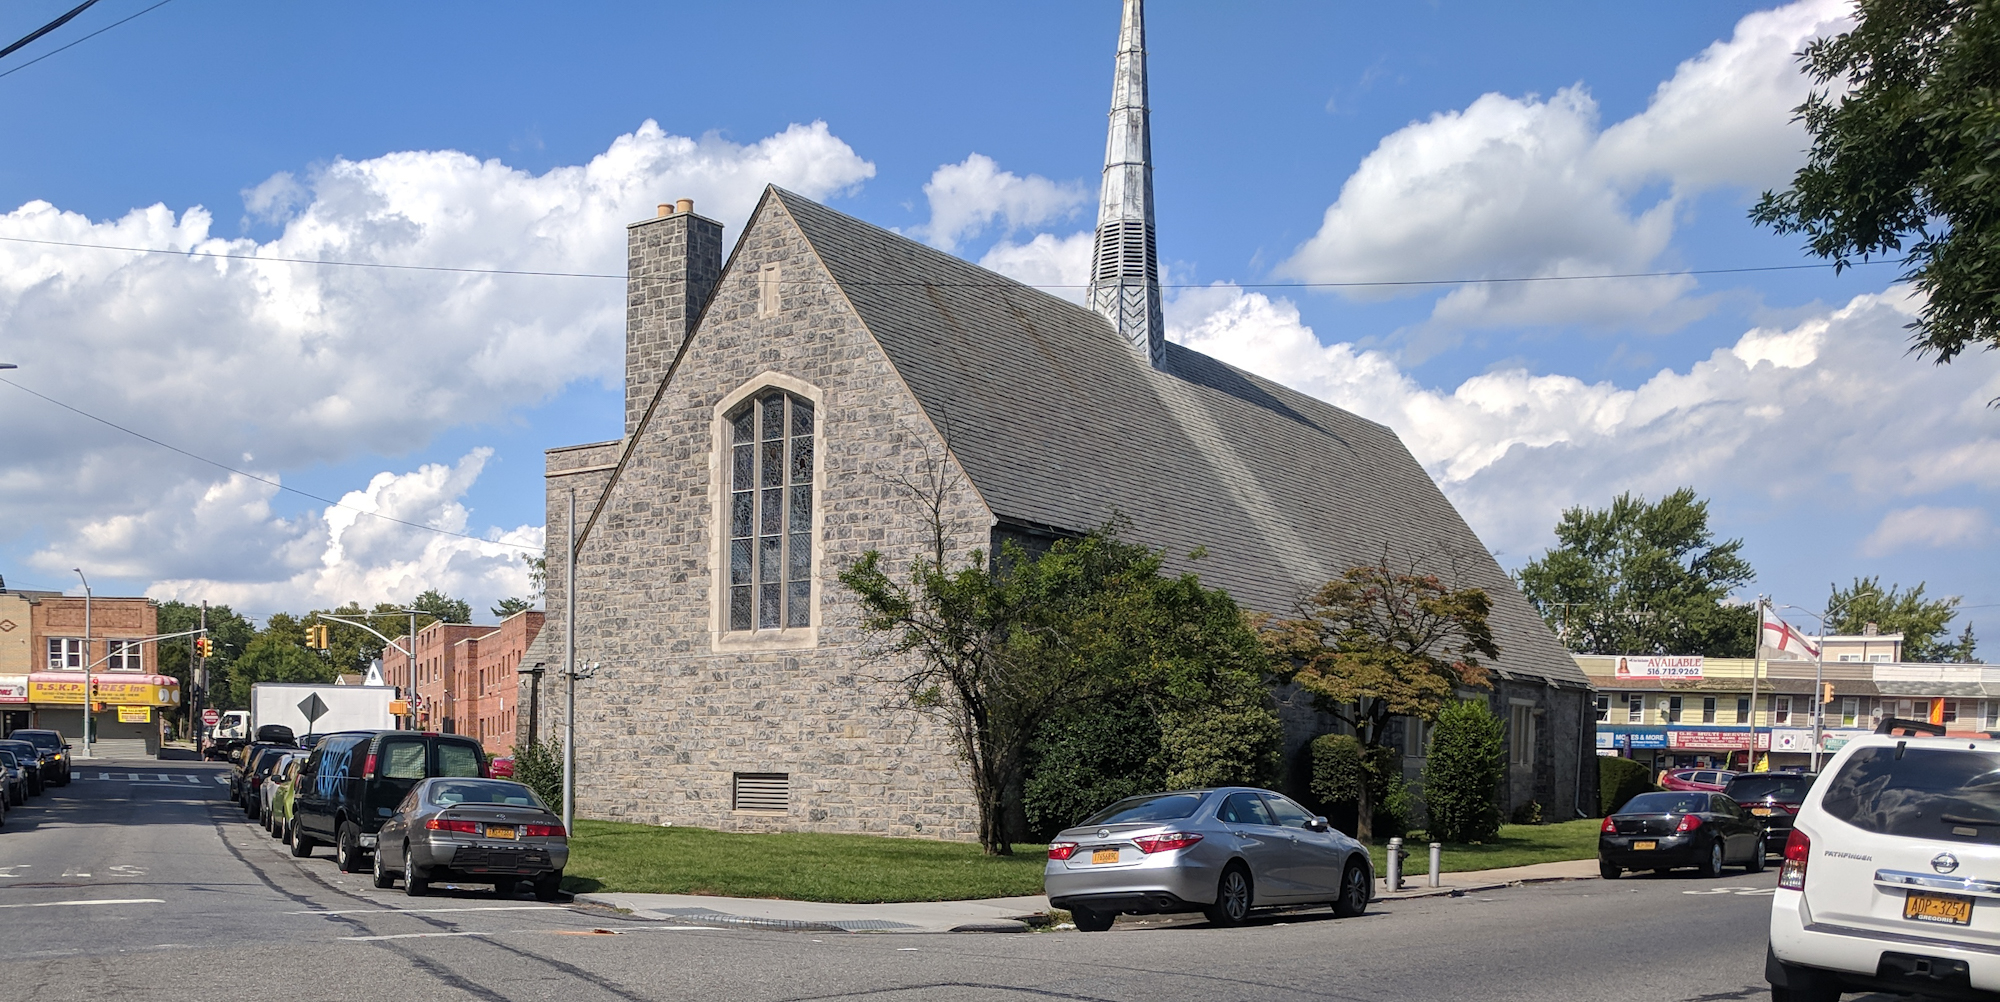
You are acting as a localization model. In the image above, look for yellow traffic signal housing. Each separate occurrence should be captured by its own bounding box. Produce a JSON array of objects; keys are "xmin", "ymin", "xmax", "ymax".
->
[
  {"xmin": 1822, "ymin": 682, "xmax": 1836, "ymax": 704},
  {"xmin": 305, "ymin": 624, "xmax": 331, "ymax": 650}
]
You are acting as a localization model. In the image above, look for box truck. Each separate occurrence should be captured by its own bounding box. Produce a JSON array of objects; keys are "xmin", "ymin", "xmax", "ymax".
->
[{"xmin": 249, "ymin": 683, "xmax": 397, "ymax": 742}]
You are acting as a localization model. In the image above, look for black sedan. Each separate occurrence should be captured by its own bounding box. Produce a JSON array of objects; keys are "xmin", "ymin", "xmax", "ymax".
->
[
  {"xmin": 0, "ymin": 740, "xmax": 45, "ymax": 796},
  {"xmin": 1599, "ymin": 791, "xmax": 1768, "ymax": 879},
  {"xmin": 1721, "ymin": 772, "xmax": 1816, "ymax": 847},
  {"xmin": 373, "ymin": 778, "xmax": 569, "ymax": 899}
]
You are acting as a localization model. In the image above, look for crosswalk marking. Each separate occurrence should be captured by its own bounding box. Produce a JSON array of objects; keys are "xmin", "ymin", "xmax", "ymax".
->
[{"xmin": 79, "ymin": 772, "xmax": 216, "ymax": 784}]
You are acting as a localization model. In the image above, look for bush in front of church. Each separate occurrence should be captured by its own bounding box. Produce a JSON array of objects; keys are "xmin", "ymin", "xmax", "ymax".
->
[{"xmin": 1421, "ymin": 699, "xmax": 1506, "ymax": 843}]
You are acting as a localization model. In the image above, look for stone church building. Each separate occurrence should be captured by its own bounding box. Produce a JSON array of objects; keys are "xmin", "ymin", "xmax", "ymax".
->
[{"xmin": 525, "ymin": 0, "xmax": 1595, "ymax": 839}]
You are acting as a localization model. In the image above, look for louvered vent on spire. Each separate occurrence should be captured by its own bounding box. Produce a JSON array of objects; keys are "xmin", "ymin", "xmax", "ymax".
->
[{"xmin": 1086, "ymin": 0, "xmax": 1165, "ymax": 367}]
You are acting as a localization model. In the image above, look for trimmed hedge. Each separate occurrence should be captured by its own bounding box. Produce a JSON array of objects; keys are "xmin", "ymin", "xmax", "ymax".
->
[
  {"xmin": 1421, "ymin": 700, "xmax": 1506, "ymax": 843},
  {"xmin": 1598, "ymin": 756, "xmax": 1658, "ymax": 816}
]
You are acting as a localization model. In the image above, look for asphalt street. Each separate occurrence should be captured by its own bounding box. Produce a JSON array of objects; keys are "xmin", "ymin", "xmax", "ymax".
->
[{"xmin": 1, "ymin": 761, "xmax": 1854, "ymax": 1002}]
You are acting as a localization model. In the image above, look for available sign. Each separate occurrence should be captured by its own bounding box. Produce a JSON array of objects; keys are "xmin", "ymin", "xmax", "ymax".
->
[
  {"xmin": 1669, "ymin": 729, "xmax": 1771, "ymax": 750},
  {"xmin": 0, "ymin": 675, "xmax": 26, "ymax": 704},
  {"xmin": 1613, "ymin": 656, "xmax": 1704, "ymax": 679}
]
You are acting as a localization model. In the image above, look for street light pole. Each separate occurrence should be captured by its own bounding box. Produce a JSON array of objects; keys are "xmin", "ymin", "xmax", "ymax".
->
[
  {"xmin": 75, "ymin": 568, "xmax": 92, "ymax": 759},
  {"xmin": 563, "ymin": 488, "xmax": 576, "ymax": 836}
]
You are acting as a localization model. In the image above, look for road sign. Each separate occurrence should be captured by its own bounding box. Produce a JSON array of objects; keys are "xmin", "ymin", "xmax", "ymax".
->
[
  {"xmin": 200, "ymin": 708, "xmax": 221, "ymax": 727},
  {"xmin": 298, "ymin": 692, "xmax": 329, "ymax": 726}
]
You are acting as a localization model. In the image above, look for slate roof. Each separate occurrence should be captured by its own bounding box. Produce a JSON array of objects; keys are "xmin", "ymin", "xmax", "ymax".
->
[{"xmin": 773, "ymin": 189, "xmax": 1587, "ymax": 687}]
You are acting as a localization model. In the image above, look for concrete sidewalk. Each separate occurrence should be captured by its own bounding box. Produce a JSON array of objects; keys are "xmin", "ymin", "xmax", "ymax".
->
[
  {"xmin": 573, "ymin": 858, "xmax": 1603, "ymax": 933},
  {"xmin": 573, "ymin": 892, "xmax": 1054, "ymax": 933},
  {"xmin": 1375, "ymin": 857, "xmax": 1600, "ymax": 900}
]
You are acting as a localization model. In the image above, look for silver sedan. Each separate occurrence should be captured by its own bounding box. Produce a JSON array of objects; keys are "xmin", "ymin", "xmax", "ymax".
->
[
  {"xmin": 372, "ymin": 778, "xmax": 570, "ymax": 899},
  {"xmin": 1043, "ymin": 787, "xmax": 1373, "ymax": 931}
]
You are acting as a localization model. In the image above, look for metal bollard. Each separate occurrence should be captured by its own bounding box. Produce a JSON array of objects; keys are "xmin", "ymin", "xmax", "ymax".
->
[
  {"xmin": 1429, "ymin": 842, "xmax": 1442, "ymax": 887},
  {"xmin": 1386, "ymin": 837, "xmax": 1404, "ymax": 891}
]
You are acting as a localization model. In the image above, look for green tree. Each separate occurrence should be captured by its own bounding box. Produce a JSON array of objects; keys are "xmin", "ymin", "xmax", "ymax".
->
[
  {"xmin": 1751, "ymin": 1, "xmax": 2000, "ymax": 365},
  {"xmin": 226, "ymin": 612, "xmax": 341, "ymax": 706},
  {"xmin": 1422, "ymin": 699, "xmax": 1507, "ymax": 843},
  {"xmin": 412, "ymin": 589, "xmax": 472, "ymax": 625},
  {"xmin": 156, "ymin": 601, "xmax": 256, "ymax": 715},
  {"xmin": 491, "ymin": 597, "xmax": 535, "ymax": 619},
  {"xmin": 1263, "ymin": 551, "xmax": 1498, "ymax": 840},
  {"xmin": 843, "ymin": 517, "xmax": 1278, "ymax": 854},
  {"xmin": 1828, "ymin": 576, "xmax": 1980, "ymax": 662},
  {"xmin": 1518, "ymin": 489, "xmax": 1756, "ymax": 657}
]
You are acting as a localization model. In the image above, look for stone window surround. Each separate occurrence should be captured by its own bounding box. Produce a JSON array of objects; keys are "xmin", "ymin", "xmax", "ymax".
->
[{"xmin": 708, "ymin": 371, "xmax": 826, "ymax": 653}]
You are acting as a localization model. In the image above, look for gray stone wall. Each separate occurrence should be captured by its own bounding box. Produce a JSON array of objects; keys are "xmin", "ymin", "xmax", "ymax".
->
[
  {"xmin": 535, "ymin": 196, "xmax": 990, "ymax": 839},
  {"xmin": 624, "ymin": 209, "xmax": 724, "ymax": 439}
]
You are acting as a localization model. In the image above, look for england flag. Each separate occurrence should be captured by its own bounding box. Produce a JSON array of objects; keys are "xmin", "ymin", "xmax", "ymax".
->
[{"xmin": 1761, "ymin": 609, "xmax": 1820, "ymax": 658}]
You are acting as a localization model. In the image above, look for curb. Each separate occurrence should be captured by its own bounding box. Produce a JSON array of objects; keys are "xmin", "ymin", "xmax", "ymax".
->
[
  {"xmin": 573, "ymin": 893, "xmax": 1047, "ymax": 934},
  {"xmin": 1374, "ymin": 873, "xmax": 1598, "ymax": 901}
]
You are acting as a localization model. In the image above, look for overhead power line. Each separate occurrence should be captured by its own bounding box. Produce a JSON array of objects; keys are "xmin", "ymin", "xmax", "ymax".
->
[
  {"xmin": 0, "ymin": 0, "xmax": 174, "ymax": 80},
  {"xmin": 0, "ymin": 233, "xmax": 1893, "ymax": 289},
  {"xmin": 0, "ymin": 376, "xmax": 542, "ymax": 554},
  {"xmin": 0, "ymin": 0, "xmax": 102, "ymax": 61}
]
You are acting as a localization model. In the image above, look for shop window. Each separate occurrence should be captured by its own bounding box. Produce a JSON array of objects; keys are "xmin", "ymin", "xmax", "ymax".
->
[
  {"xmin": 1702, "ymin": 697, "xmax": 1717, "ymax": 724},
  {"xmin": 1736, "ymin": 696, "xmax": 1751, "ymax": 722},
  {"xmin": 1774, "ymin": 695, "xmax": 1792, "ymax": 725},
  {"xmin": 1943, "ymin": 700, "xmax": 1959, "ymax": 724},
  {"xmin": 1841, "ymin": 697, "xmax": 1860, "ymax": 728},
  {"xmin": 1594, "ymin": 694, "xmax": 1610, "ymax": 722},
  {"xmin": 1667, "ymin": 696, "xmax": 1683, "ymax": 723},
  {"xmin": 1626, "ymin": 694, "xmax": 1644, "ymax": 723}
]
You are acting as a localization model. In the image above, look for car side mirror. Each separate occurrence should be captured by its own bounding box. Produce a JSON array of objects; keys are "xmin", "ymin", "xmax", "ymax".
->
[
  {"xmin": 62, "ymin": 744, "xmax": 72, "ymax": 750},
  {"xmin": 1309, "ymin": 816, "xmax": 1330, "ymax": 832}
]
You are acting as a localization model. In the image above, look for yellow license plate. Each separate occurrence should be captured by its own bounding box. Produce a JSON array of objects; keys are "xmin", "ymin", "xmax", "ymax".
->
[
  {"xmin": 1091, "ymin": 848, "xmax": 1120, "ymax": 865},
  {"xmin": 1633, "ymin": 840, "xmax": 1658, "ymax": 851},
  {"xmin": 484, "ymin": 825, "xmax": 516, "ymax": 840},
  {"xmin": 1750, "ymin": 807, "xmax": 1772, "ymax": 816},
  {"xmin": 1906, "ymin": 891, "xmax": 1973, "ymax": 926}
]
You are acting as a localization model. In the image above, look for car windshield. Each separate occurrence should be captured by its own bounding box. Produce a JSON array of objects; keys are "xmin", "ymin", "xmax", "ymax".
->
[
  {"xmin": 430, "ymin": 780, "xmax": 543, "ymax": 809},
  {"xmin": 1082, "ymin": 793, "xmax": 1207, "ymax": 826},
  {"xmin": 1726, "ymin": 774, "xmax": 1815, "ymax": 801},
  {"xmin": 17, "ymin": 732, "xmax": 62, "ymax": 751},
  {"xmin": 0, "ymin": 750, "xmax": 16, "ymax": 767},
  {"xmin": 1821, "ymin": 746, "xmax": 2000, "ymax": 846},
  {"xmin": 1623, "ymin": 792, "xmax": 1708, "ymax": 815}
]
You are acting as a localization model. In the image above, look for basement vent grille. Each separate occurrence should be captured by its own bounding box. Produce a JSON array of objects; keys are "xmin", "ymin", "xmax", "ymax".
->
[{"xmin": 733, "ymin": 772, "xmax": 789, "ymax": 813}]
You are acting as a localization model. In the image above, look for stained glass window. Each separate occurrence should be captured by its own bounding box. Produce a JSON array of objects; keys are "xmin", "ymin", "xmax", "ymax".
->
[{"xmin": 728, "ymin": 391, "xmax": 814, "ymax": 631}]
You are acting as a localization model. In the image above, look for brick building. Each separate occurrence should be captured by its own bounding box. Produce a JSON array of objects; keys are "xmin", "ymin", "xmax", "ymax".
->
[
  {"xmin": 524, "ymin": 0, "xmax": 1590, "ymax": 839},
  {"xmin": 0, "ymin": 585, "xmax": 178, "ymax": 756},
  {"xmin": 460, "ymin": 610, "xmax": 543, "ymax": 754},
  {"xmin": 380, "ymin": 621, "xmax": 488, "ymax": 735}
]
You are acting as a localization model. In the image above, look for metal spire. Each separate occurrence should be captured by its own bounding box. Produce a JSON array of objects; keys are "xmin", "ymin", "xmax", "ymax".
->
[{"xmin": 1087, "ymin": 0, "xmax": 1164, "ymax": 367}]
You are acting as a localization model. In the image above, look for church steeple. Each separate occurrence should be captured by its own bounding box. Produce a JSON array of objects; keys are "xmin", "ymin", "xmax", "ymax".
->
[{"xmin": 1087, "ymin": 0, "xmax": 1165, "ymax": 367}]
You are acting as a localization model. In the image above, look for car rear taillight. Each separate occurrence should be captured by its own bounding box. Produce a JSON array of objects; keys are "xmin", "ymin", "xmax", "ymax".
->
[
  {"xmin": 1134, "ymin": 833, "xmax": 1204, "ymax": 854},
  {"xmin": 426, "ymin": 818, "xmax": 480, "ymax": 833},
  {"xmin": 1780, "ymin": 829, "xmax": 1810, "ymax": 890},
  {"xmin": 1600, "ymin": 816, "xmax": 1617, "ymax": 834},
  {"xmin": 1675, "ymin": 814, "xmax": 1703, "ymax": 833},
  {"xmin": 521, "ymin": 824, "xmax": 566, "ymax": 838},
  {"xmin": 1047, "ymin": 842, "xmax": 1078, "ymax": 861},
  {"xmin": 363, "ymin": 753, "xmax": 377, "ymax": 777}
]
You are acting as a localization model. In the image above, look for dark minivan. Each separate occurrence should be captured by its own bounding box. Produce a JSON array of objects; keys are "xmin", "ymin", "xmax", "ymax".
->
[{"xmin": 292, "ymin": 731, "xmax": 488, "ymax": 872}]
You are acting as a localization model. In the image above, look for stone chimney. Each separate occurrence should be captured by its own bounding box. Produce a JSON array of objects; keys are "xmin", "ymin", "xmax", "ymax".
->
[{"xmin": 625, "ymin": 200, "xmax": 724, "ymax": 439}]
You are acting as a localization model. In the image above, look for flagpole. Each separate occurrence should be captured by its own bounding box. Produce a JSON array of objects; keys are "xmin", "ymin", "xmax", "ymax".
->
[
  {"xmin": 1748, "ymin": 595, "xmax": 1763, "ymax": 772},
  {"xmin": 1811, "ymin": 614, "xmax": 1827, "ymax": 773}
]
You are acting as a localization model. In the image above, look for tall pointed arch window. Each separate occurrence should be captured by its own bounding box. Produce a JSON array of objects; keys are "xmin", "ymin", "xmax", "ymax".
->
[{"xmin": 728, "ymin": 391, "xmax": 814, "ymax": 630}]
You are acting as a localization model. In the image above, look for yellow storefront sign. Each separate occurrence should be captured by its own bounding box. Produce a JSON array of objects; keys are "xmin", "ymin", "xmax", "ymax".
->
[
  {"xmin": 117, "ymin": 705, "xmax": 152, "ymax": 723},
  {"xmin": 28, "ymin": 678, "xmax": 179, "ymax": 706}
]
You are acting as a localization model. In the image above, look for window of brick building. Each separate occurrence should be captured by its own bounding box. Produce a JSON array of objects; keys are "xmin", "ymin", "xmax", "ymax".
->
[
  {"xmin": 728, "ymin": 391, "xmax": 815, "ymax": 631},
  {"xmin": 46, "ymin": 637, "xmax": 83, "ymax": 670},
  {"xmin": 106, "ymin": 639, "xmax": 143, "ymax": 671}
]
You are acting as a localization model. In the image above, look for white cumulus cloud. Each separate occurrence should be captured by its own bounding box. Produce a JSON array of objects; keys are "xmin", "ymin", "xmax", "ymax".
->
[
  {"xmin": 913, "ymin": 154, "xmax": 1087, "ymax": 253},
  {"xmin": 1861, "ymin": 507, "xmax": 1995, "ymax": 558}
]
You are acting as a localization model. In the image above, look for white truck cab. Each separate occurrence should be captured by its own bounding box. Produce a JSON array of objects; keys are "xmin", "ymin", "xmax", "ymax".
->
[{"xmin": 1769, "ymin": 720, "xmax": 2000, "ymax": 1001}]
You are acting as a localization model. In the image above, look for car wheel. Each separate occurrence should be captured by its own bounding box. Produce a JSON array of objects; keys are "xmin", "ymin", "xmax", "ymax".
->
[
  {"xmin": 292, "ymin": 825, "xmax": 316, "ymax": 858},
  {"xmin": 1745, "ymin": 838, "xmax": 1768, "ymax": 874},
  {"xmin": 1333, "ymin": 861, "xmax": 1370, "ymax": 918},
  {"xmin": 372, "ymin": 844, "xmax": 396, "ymax": 889},
  {"xmin": 1071, "ymin": 906, "xmax": 1115, "ymax": 932},
  {"xmin": 1698, "ymin": 839, "xmax": 1725, "ymax": 879},
  {"xmin": 336, "ymin": 822, "xmax": 364, "ymax": 873},
  {"xmin": 1204, "ymin": 865, "xmax": 1253, "ymax": 926},
  {"xmin": 1599, "ymin": 858, "xmax": 1621, "ymax": 880},
  {"xmin": 534, "ymin": 871, "xmax": 563, "ymax": 902}
]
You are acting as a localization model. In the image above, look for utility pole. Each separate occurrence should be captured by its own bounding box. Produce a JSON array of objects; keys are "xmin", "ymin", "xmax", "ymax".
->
[
  {"xmin": 193, "ymin": 601, "xmax": 208, "ymax": 752},
  {"xmin": 75, "ymin": 568, "xmax": 92, "ymax": 759},
  {"xmin": 563, "ymin": 488, "xmax": 576, "ymax": 835}
]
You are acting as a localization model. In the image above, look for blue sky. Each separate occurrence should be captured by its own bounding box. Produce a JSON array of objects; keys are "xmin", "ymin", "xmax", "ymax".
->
[{"xmin": 1, "ymin": 1, "xmax": 1993, "ymax": 644}]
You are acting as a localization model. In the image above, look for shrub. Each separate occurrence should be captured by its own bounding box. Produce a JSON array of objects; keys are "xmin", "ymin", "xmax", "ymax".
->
[
  {"xmin": 1510, "ymin": 799, "xmax": 1543, "ymax": 825},
  {"xmin": 1422, "ymin": 699, "xmax": 1506, "ymax": 843},
  {"xmin": 511, "ymin": 738, "xmax": 563, "ymax": 813},
  {"xmin": 1598, "ymin": 756, "xmax": 1658, "ymax": 816},
  {"xmin": 1023, "ymin": 700, "xmax": 1164, "ymax": 840},
  {"xmin": 1308, "ymin": 734, "xmax": 1412, "ymax": 838},
  {"xmin": 1309, "ymin": 733, "xmax": 1364, "ymax": 805},
  {"xmin": 1158, "ymin": 702, "xmax": 1282, "ymax": 791}
]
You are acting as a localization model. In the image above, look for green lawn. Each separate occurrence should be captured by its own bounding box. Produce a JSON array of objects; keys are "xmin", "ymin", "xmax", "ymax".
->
[
  {"xmin": 1366, "ymin": 818, "xmax": 1600, "ymax": 877},
  {"xmin": 561, "ymin": 820, "xmax": 1049, "ymax": 903}
]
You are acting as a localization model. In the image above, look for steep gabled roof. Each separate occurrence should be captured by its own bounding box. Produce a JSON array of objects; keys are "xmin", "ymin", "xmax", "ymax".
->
[{"xmin": 773, "ymin": 189, "xmax": 1585, "ymax": 687}]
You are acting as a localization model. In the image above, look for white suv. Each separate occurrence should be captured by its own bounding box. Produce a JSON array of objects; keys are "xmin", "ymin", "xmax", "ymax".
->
[{"xmin": 1769, "ymin": 728, "xmax": 2000, "ymax": 1001}]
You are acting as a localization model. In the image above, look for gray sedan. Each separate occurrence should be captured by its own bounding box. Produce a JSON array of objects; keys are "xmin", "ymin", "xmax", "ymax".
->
[
  {"xmin": 1043, "ymin": 787, "xmax": 1373, "ymax": 931},
  {"xmin": 372, "ymin": 778, "xmax": 569, "ymax": 899}
]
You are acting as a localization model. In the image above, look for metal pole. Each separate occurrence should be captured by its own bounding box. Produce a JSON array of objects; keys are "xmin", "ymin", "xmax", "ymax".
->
[
  {"xmin": 194, "ymin": 601, "xmax": 208, "ymax": 752},
  {"xmin": 563, "ymin": 488, "xmax": 576, "ymax": 835},
  {"xmin": 1429, "ymin": 842, "xmax": 1442, "ymax": 887},
  {"xmin": 1386, "ymin": 836, "xmax": 1404, "ymax": 892},
  {"xmin": 410, "ymin": 611, "xmax": 419, "ymax": 730},
  {"xmin": 1811, "ymin": 612, "xmax": 1827, "ymax": 773},
  {"xmin": 76, "ymin": 569, "xmax": 92, "ymax": 759},
  {"xmin": 1747, "ymin": 596, "xmax": 1762, "ymax": 772}
]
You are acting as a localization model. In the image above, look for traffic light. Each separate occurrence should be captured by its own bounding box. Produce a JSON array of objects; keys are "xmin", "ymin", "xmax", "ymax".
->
[
  {"xmin": 306, "ymin": 624, "xmax": 331, "ymax": 650},
  {"xmin": 1822, "ymin": 682, "xmax": 1836, "ymax": 705},
  {"xmin": 194, "ymin": 636, "xmax": 213, "ymax": 658}
]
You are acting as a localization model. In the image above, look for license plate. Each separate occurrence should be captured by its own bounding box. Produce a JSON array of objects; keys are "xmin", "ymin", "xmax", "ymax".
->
[
  {"xmin": 1750, "ymin": 807, "xmax": 1772, "ymax": 816},
  {"xmin": 484, "ymin": 825, "xmax": 516, "ymax": 840},
  {"xmin": 1905, "ymin": 890, "xmax": 1974, "ymax": 926},
  {"xmin": 1633, "ymin": 840, "xmax": 1657, "ymax": 851},
  {"xmin": 1091, "ymin": 848, "xmax": 1120, "ymax": 865}
]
